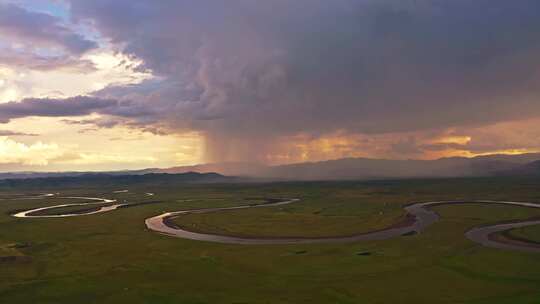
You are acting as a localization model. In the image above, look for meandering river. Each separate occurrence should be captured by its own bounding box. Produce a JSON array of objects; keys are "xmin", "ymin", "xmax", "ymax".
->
[{"xmin": 9, "ymin": 194, "xmax": 540, "ymax": 252}]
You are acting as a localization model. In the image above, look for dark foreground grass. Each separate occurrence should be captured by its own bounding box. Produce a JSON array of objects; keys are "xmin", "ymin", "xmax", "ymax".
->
[
  {"xmin": 509, "ymin": 225, "xmax": 540, "ymax": 244},
  {"xmin": 1, "ymin": 177, "xmax": 540, "ymax": 303}
]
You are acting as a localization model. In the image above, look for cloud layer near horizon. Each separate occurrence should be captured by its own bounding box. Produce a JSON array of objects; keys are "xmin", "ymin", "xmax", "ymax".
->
[{"xmin": 3, "ymin": 0, "xmax": 540, "ymax": 165}]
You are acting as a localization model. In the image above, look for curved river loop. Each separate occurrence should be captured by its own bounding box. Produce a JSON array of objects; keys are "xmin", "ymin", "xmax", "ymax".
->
[{"xmin": 8, "ymin": 193, "xmax": 540, "ymax": 253}]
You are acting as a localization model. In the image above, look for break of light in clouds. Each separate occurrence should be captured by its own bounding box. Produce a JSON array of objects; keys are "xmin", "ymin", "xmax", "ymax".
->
[{"xmin": 1, "ymin": 0, "xmax": 540, "ymax": 171}]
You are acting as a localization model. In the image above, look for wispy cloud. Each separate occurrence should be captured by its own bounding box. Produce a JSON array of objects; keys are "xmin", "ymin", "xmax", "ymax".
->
[{"xmin": 0, "ymin": 130, "xmax": 38, "ymax": 136}]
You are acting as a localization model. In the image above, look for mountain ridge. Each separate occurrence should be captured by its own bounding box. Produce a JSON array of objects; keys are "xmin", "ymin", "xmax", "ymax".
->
[{"xmin": 1, "ymin": 153, "xmax": 539, "ymax": 181}]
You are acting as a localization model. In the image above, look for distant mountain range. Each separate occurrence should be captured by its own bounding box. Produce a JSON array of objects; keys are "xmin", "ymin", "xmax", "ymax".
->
[
  {"xmin": 0, "ymin": 172, "xmax": 232, "ymax": 187},
  {"xmin": 1, "ymin": 153, "xmax": 540, "ymax": 181},
  {"xmin": 147, "ymin": 153, "xmax": 540, "ymax": 180},
  {"xmin": 500, "ymin": 160, "xmax": 540, "ymax": 176}
]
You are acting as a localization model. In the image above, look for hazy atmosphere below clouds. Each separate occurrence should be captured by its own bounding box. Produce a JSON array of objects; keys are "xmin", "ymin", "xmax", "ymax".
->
[{"xmin": 1, "ymin": 0, "xmax": 540, "ymax": 171}]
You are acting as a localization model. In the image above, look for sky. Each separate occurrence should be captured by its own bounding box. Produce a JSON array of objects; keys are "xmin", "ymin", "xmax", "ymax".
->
[{"xmin": 1, "ymin": 0, "xmax": 540, "ymax": 172}]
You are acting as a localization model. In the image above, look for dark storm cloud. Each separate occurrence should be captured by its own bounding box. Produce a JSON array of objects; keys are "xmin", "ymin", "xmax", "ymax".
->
[
  {"xmin": 25, "ymin": 0, "xmax": 540, "ymax": 160},
  {"xmin": 0, "ymin": 3, "xmax": 97, "ymax": 54},
  {"xmin": 0, "ymin": 96, "xmax": 116, "ymax": 123}
]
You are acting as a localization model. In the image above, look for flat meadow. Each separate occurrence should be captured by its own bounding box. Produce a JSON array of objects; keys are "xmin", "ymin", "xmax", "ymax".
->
[{"xmin": 1, "ymin": 177, "xmax": 540, "ymax": 303}]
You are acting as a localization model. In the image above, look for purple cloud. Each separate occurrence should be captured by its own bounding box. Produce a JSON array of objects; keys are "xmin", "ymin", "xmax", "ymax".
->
[
  {"xmin": 0, "ymin": 96, "xmax": 117, "ymax": 123},
  {"xmin": 68, "ymin": 0, "xmax": 540, "ymax": 137},
  {"xmin": 0, "ymin": 3, "xmax": 97, "ymax": 54},
  {"xmin": 0, "ymin": 130, "xmax": 38, "ymax": 136},
  {"xmin": 0, "ymin": 48, "xmax": 95, "ymax": 71},
  {"xmin": 5, "ymin": 1, "xmax": 540, "ymax": 162}
]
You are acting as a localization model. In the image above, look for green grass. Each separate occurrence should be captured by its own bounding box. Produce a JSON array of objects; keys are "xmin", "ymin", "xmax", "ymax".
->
[
  {"xmin": 174, "ymin": 196, "xmax": 405, "ymax": 238},
  {"xmin": 0, "ymin": 177, "xmax": 540, "ymax": 303},
  {"xmin": 508, "ymin": 225, "xmax": 540, "ymax": 244},
  {"xmin": 174, "ymin": 201, "xmax": 540, "ymax": 239}
]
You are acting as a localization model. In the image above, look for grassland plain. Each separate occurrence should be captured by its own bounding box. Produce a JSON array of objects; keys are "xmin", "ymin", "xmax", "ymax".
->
[
  {"xmin": 1, "ymin": 177, "xmax": 540, "ymax": 303},
  {"xmin": 509, "ymin": 225, "xmax": 540, "ymax": 244}
]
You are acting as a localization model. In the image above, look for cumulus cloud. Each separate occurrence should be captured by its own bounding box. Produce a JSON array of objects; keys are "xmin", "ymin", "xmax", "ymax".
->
[
  {"xmin": 0, "ymin": 136, "xmax": 157, "ymax": 169},
  {"xmin": 0, "ymin": 3, "xmax": 97, "ymax": 73},
  {"xmin": 0, "ymin": 136, "xmax": 63, "ymax": 166},
  {"xmin": 7, "ymin": 0, "xmax": 540, "ymax": 163},
  {"xmin": 0, "ymin": 3, "xmax": 97, "ymax": 54}
]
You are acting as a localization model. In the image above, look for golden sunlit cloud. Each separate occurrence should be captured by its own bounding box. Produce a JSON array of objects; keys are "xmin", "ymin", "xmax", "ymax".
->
[
  {"xmin": 0, "ymin": 135, "xmax": 161, "ymax": 168},
  {"xmin": 55, "ymin": 153, "xmax": 157, "ymax": 165},
  {"xmin": 0, "ymin": 116, "xmax": 204, "ymax": 171},
  {"xmin": 434, "ymin": 135, "xmax": 472, "ymax": 145},
  {"xmin": 0, "ymin": 49, "xmax": 152, "ymax": 102},
  {"xmin": 255, "ymin": 119, "xmax": 540, "ymax": 166},
  {"xmin": 0, "ymin": 136, "xmax": 62, "ymax": 166}
]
